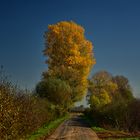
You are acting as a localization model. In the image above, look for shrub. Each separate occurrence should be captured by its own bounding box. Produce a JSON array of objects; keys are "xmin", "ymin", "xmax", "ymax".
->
[
  {"xmin": 36, "ymin": 77, "xmax": 72, "ymax": 111},
  {"xmin": 127, "ymin": 99, "xmax": 140, "ymax": 131},
  {"xmin": 86, "ymin": 97, "xmax": 140, "ymax": 132},
  {"xmin": 0, "ymin": 77, "xmax": 61, "ymax": 139}
]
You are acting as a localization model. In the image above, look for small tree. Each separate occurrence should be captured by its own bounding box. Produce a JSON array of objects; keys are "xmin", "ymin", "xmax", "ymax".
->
[{"xmin": 36, "ymin": 77, "xmax": 72, "ymax": 110}]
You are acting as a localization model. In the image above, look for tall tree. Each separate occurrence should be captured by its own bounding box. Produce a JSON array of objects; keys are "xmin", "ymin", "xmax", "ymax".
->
[{"xmin": 43, "ymin": 21, "xmax": 95, "ymax": 102}]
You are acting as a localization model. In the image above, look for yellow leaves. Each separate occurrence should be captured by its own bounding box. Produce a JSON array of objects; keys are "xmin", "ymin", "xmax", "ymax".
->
[
  {"xmin": 66, "ymin": 56, "xmax": 81, "ymax": 65},
  {"xmin": 66, "ymin": 54, "xmax": 93, "ymax": 69},
  {"xmin": 90, "ymin": 89, "xmax": 111, "ymax": 109},
  {"xmin": 70, "ymin": 46, "xmax": 80, "ymax": 55},
  {"xmin": 48, "ymin": 21, "xmax": 84, "ymax": 40},
  {"xmin": 89, "ymin": 71, "xmax": 120, "ymax": 109},
  {"xmin": 90, "ymin": 95, "xmax": 100, "ymax": 108},
  {"xmin": 100, "ymin": 90, "xmax": 111, "ymax": 105},
  {"xmin": 106, "ymin": 81, "xmax": 118, "ymax": 96},
  {"xmin": 44, "ymin": 21, "xmax": 95, "ymax": 102}
]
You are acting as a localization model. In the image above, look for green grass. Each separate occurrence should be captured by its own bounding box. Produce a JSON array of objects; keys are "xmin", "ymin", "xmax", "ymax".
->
[
  {"xmin": 27, "ymin": 115, "xmax": 69, "ymax": 140},
  {"xmin": 91, "ymin": 126, "xmax": 107, "ymax": 132},
  {"xmin": 102, "ymin": 138, "xmax": 140, "ymax": 140}
]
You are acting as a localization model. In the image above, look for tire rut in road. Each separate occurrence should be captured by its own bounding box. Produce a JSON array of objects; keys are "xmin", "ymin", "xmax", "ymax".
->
[{"xmin": 46, "ymin": 115, "xmax": 99, "ymax": 140}]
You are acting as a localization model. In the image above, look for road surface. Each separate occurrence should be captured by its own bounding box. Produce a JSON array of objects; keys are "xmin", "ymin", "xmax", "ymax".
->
[{"xmin": 46, "ymin": 115, "xmax": 99, "ymax": 140}]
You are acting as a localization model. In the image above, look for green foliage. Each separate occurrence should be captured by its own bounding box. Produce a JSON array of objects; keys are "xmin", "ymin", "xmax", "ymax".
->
[
  {"xmin": 102, "ymin": 138, "xmax": 139, "ymax": 140},
  {"xmin": 84, "ymin": 112, "xmax": 139, "ymax": 140},
  {"xmin": 113, "ymin": 75, "xmax": 133, "ymax": 100},
  {"xmin": 90, "ymin": 90, "xmax": 111, "ymax": 109},
  {"xmin": 92, "ymin": 126, "xmax": 107, "ymax": 132},
  {"xmin": 86, "ymin": 97, "xmax": 140, "ymax": 131},
  {"xmin": 36, "ymin": 77, "xmax": 72, "ymax": 109}
]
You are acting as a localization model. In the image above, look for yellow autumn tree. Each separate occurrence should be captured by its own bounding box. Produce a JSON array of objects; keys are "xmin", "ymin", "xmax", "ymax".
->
[
  {"xmin": 43, "ymin": 21, "xmax": 95, "ymax": 102},
  {"xmin": 89, "ymin": 71, "xmax": 118, "ymax": 109}
]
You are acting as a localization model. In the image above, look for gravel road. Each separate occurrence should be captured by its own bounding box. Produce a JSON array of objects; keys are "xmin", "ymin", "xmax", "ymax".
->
[{"xmin": 46, "ymin": 115, "xmax": 99, "ymax": 140}]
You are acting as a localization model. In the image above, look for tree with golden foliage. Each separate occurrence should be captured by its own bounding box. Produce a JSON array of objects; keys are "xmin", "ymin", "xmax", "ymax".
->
[
  {"xmin": 43, "ymin": 21, "xmax": 95, "ymax": 102},
  {"xmin": 89, "ymin": 71, "xmax": 118, "ymax": 109}
]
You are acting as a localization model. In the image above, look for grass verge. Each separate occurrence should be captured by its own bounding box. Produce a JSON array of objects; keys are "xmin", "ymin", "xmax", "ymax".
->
[
  {"xmin": 27, "ymin": 115, "xmax": 69, "ymax": 140},
  {"xmin": 101, "ymin": 138, "xmax": 140, "ymax": 140}
]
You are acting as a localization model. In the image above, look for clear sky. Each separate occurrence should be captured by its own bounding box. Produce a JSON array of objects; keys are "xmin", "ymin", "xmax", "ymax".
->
[{"xmin": 0, "ymin": 0, "xmax": 140, "ymax": 97}]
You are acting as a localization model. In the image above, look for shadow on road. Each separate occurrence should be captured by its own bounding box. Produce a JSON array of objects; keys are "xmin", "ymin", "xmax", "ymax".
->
[{"xmin": 67, "ymin": 116, "xmax": 90, "ymax": 128}]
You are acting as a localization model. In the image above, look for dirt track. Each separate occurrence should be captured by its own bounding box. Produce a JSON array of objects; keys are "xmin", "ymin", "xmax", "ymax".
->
[{"xmin": 46, "ymin": 115, "xmax": 99, "ymax": 140}]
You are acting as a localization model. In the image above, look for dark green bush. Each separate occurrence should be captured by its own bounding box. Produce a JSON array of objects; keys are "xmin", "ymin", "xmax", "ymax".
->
[
  {"xmin": 36, "ymin": 77, "xmax": 72, "ymax": 110},
  {"xmin": 86, "ymin": 97, "xmax": 140, "ymax": 132}
]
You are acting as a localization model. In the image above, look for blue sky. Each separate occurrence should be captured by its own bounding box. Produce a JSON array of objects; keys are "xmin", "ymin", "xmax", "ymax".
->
[{"xmin": 0, "ymin": 0, "xmax": 140, "ymax": 97}]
